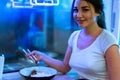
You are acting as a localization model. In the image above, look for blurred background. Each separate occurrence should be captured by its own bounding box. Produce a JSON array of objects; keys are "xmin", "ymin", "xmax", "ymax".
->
[{"xmin": 0, "ymin": 0, "xmax": 119, "ymax": 73}]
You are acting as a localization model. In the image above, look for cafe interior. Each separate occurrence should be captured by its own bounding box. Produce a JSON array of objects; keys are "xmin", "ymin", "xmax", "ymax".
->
[{"xmin": 0, "ymin": 0, "xmax": 120, "ymax": 79}]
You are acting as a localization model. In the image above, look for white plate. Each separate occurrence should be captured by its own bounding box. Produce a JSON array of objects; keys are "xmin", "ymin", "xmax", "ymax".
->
[{"xmin": 20, "ymin": 66, "xmax": 57, "ymax": 77}]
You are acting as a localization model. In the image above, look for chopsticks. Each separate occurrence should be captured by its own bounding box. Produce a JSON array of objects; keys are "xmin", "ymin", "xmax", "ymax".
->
[
  {"xmin": 18, "ymin": 47, "xmax": 29, "ymax": 55},
  {"xmin": 22, "ymin": 49, "xmax": 29, "ymax": 55},
  {"xmin": 18, "ymin": 47, "xmax": 38, "ymax": 64}
]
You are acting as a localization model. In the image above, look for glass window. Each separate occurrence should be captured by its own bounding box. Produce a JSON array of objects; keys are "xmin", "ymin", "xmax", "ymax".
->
[
  {"xmin": 111, "ymin": 0, "xmax": 120, "ymax": 44},
  {"xmin": 118, "ymin": 0, "xmax": 120, "ymax": 45},
  {"xmin": 1, "ymin": 0, "xmax": 73, "ymax": 73}
]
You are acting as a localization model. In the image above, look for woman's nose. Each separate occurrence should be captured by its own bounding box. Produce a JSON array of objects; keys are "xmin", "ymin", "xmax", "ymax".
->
[{"xmin": 76, "ymin": 11, "xmax": 82, "ymax": 17}]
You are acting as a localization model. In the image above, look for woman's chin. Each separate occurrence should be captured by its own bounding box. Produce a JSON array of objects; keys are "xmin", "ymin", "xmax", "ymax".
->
[
  {"xmin": 78, "ymin": 24, "xmax": 85, "ymax": 28},
  {"xmin": 77, "ymin": 23, "xmax": 88, "ymax": 28}
]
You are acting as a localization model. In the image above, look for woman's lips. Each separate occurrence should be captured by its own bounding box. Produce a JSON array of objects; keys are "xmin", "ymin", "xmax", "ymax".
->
[{"xmin": 77, "ymin": 20, "xmax": 85, "ymax": 24}]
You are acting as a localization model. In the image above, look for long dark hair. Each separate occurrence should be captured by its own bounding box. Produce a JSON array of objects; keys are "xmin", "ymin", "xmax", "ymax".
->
[{"xmin": 71, "ymin": 0, "xmax": 106, "ymax": 29}]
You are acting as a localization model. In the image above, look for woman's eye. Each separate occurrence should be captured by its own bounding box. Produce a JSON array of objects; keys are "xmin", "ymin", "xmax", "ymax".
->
[{"xmin": 82, "ymin": 9, "xmax": 89, "ymax": 12}]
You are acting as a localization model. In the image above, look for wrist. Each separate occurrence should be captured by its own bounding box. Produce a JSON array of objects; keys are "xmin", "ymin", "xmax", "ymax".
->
[{"xmin": 40, "ymin": 52, "xmax": 47, "ymax": 61}]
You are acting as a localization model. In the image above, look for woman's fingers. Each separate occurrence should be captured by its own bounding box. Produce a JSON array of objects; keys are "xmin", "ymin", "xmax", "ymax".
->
[
  {"xmin": 30, "ymin": 54, "xmax": 38, "ymax": 64},
  {"xmin": 30, "ymin": 55, "xmax": 37, "ymax": 63},
  {"xmin": 27, "ymin": 51, "xmax": 41, "ymax": 64}
]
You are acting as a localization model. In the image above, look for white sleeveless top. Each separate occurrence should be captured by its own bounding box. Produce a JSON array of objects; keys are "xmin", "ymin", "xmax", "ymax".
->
[{"xmin": 69, "ymin": 29, "xmax": 118, "ymax": 80}]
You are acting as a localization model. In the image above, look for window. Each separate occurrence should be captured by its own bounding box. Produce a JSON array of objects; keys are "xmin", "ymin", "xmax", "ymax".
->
[{"xmin": 111, "ymin": 0, "xmax": 120, "ymax": 44}]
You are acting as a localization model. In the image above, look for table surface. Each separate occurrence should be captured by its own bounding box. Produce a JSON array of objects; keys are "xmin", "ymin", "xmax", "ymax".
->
[
  {"xmin": 2, "ymin": 70, "xmax": 80, "ymax": 80},
  {"xmin": 2, "ymin": 72, "xmax": 25, "ymax": 80}
]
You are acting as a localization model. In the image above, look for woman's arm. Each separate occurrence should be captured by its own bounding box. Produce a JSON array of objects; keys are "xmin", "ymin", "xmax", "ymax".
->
[
  {"xmin": 105, "ymin": 45, "xmax": 120, "ymax": 80},
  {"xmin": 42, "ymin": 46, "xmax": 72, "ymax": 73},
  {"xmin": 27, "ymin": 46, "xmax": 72, "ymax": 73}
]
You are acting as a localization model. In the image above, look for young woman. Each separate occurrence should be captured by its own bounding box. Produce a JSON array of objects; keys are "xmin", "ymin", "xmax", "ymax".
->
[{"xmin": 27, "ymin": 0, "xmax": 120, "ymax": 80}]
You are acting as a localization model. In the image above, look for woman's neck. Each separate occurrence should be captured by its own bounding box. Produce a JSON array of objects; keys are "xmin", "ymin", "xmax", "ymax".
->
[{"xmin": 81, "ymin": 22, "xmax": 103, "ymax": 37}]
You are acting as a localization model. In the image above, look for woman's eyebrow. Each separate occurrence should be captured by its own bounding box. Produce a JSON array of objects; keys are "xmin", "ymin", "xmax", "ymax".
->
[
  {"xmin": 73, "ymin": 6, "xmax": 89, "ymax": 9},
  {"xmin": 81, "ymin": 6, "xmax": 89, "ymax": 8}
]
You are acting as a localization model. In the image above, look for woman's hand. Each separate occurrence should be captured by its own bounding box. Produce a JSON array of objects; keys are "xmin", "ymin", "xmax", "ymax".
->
[{"xmin": 26, "ymin": 50, "xmax": 45, "ymax": 64}]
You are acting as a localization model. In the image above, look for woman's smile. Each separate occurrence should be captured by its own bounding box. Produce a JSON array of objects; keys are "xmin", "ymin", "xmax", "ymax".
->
[{"xmin": 76, "ymin": 19, "xmax": 87, "ymax": 26}]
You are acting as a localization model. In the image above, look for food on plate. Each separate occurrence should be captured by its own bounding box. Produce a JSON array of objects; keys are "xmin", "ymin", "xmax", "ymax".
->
[
  {"xmin": 30, "ymin": 70, "xmax": 52, "ymax": 77},
  {"xmin": 30, "ymin": 70, "xmax": 37, "ymax": 76}
]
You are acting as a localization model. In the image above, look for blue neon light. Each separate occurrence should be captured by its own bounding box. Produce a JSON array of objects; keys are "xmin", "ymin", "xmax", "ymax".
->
[{"xmin": 10, "ymin": 0, "xmax": 59, "ymax": 8}]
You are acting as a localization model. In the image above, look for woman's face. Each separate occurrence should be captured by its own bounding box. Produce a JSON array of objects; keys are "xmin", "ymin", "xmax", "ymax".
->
[{"xmin": 73, "ymin": 0, "xmax": 99, "ymax": 28}]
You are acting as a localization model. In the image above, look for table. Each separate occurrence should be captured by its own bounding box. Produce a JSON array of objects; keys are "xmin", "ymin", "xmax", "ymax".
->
[
  {"xmin": 2, "ymin": 72, "xmax": 25, "ymax": 80},
  {"xmin": 2, "ymin": 70, "xmax": 80, "ymax": 80}
]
